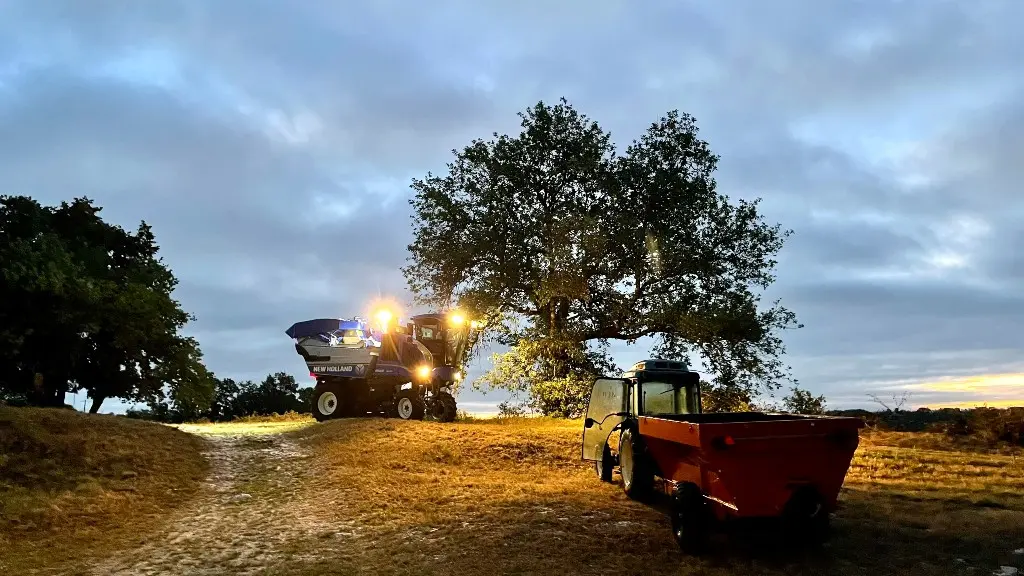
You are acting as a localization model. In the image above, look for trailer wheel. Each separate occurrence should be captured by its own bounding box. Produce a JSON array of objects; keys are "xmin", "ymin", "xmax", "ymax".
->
[
  {"xmin": 618, "ymin": 428, "xmax": 654, "ymax": 500},
  {"xmin": 671, "ymin": 483, "xmax": 710, "ymax": 555},
  {"xmin": 431, "ymin": 391, "xmax": 458, "ymax": 422},
  {"xmin": 783, "ymin": 487, "xmax": 831, "ymax": 546},
  {"xmin": 312, "ymin": 382, "xmax": 343, "ymax": 422},
  {"xmin": 394, "ymin": 390, "xmax": 426, "ymax": 420},
  {"xmin": 595, "ymin": 444, "xmax": 615, "ymax": 482}
]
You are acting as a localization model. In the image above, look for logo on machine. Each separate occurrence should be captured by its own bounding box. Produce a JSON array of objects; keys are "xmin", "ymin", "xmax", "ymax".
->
[{"xmin": 311, "ymin": 364, "xmax": 356, "ymax": 374}]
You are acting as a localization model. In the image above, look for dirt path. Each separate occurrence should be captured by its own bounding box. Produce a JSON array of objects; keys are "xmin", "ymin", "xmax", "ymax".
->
[{"xmin": 83, "ymin": 427, "xmax": 339, "ymax": 576}]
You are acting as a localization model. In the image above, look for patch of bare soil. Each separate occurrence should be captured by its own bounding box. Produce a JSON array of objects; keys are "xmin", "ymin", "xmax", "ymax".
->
[{"xmin": 83, "ymin": 429, "xmax": 333, "ymax": 576}]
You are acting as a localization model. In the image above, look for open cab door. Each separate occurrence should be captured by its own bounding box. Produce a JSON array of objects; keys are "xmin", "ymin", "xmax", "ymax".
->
[{"xmin": 581, "ymin": 378, "xmax": 629, "ymax": 462}]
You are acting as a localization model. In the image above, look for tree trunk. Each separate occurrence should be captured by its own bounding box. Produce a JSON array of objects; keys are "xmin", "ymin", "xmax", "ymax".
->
[{"xmin": 89, "ymin": 395, "xmax": 105, "ymax": 413}]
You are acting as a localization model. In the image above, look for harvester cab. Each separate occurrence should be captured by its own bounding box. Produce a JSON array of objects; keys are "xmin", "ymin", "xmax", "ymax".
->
[{"xmin": 407, "ymin": 312, "xmax": 476, "ymax": 386}]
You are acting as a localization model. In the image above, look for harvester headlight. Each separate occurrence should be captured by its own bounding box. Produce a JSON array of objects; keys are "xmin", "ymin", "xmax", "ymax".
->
[
  {"xmin": 416, "ymin": 365, "xmax": 432, "ymax": 380},
  {"xmin": 454, "ymin": 371, "xmax": 463, "ymax": 381},
  {"xmin": 449, "ymin": 312, "xmax": 465, "ymax": 326},
  {"xmin": 375, "ymin": 309, "xmax": 393, "ymax": 332}
]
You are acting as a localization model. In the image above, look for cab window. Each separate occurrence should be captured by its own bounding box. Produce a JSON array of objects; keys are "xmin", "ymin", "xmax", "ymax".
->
[
  {"xmin": 418, "ymin": 325, "xmax": 438, "ymax": 340},
  {"xmin": 639, "ymin": 381, "xmax": 698, "ymax": 415}
]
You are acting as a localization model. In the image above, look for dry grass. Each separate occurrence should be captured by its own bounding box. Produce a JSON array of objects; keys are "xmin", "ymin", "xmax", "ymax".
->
[
  {"xmin": 0, "ymin": 406, "xmax": 208, "ymax": 575},
  {"xmin": 272, "ymin": 418, "xmax": 1024, "ymax": 576},
  {"xmin": 7, "ymin": 409, "xmax": 1023, "ymax": 575}
]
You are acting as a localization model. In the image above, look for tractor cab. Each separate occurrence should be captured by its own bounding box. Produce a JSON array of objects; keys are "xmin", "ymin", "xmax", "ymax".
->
[{"xmin": 582, "ymin": 359, "xmax": 702, "ymax": 462}]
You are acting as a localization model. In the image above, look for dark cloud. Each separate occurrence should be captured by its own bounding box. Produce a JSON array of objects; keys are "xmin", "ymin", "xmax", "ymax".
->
[{"xmin": 1, "ymin": 0, "xmax": 1022, "ymax": 411}]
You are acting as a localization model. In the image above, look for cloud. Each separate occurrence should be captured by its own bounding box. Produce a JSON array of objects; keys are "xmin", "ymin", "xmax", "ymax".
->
[{"xmin": 1, "ymin": 0, "xmax": 1022, "ymax": 412}]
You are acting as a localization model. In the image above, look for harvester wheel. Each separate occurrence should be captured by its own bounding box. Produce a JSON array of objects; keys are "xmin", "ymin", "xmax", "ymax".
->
[
  {"xmin": 618, "ymin": 428, "xmax": 654, "ymax": 500},
  {"xmin": 394, "ymin": 390, "xmax": 426, "ymax": 421},
  {"xmin": 431, "ymin": 391, "xmax": 458, "ymax": 423},
  {"xmin": 595, "ymin": 444, "xmax": 615, "ymax": 482},
  {"xmin": 311, "ymin": 381, "xmax": 344, "ymax": 422},
  {"xmin": 671, "ymin": 483, "xmax": 710, "ymax": 555}
]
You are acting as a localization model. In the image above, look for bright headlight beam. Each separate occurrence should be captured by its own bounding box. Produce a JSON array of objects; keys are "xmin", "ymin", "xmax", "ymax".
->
[
  {"xmin": 416, "ymin": 365, "xmax": 432, "ymax": 380},
  {"xmin": 375, "ymin": 309, "xmax": 393, "ymax": 332}
]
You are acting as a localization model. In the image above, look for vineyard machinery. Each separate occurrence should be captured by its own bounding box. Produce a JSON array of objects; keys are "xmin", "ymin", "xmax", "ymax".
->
[{"xmin": 287, "ymin": 310, "xmax": 480, "ymax": 422}]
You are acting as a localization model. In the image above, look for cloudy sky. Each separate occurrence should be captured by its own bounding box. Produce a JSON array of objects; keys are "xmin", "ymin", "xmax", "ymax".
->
[{"xmin": 2, "ymin": 0, "xmax": 1022, "ymax": 413}]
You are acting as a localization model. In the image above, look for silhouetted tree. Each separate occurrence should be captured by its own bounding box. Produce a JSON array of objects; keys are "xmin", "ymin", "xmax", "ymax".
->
[
  {"xmin": 0, "ymin": 195, "xmax": 212, "ymax": 412},
  {"xmin": 405, "ymin": 99, "xmax": 800, "ymax": 415}
]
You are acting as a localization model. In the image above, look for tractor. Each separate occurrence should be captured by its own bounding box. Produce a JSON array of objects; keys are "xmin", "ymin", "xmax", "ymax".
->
[
  {"xmin": 581, "ymin": 359, "xmax": 863, "ymax": 553},
  {"xmin": 287, "ymin": 310, "xmax": 478, "ymax": 422}
]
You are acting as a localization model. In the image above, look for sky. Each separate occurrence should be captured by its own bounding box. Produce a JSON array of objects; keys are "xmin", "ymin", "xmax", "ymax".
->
[{"xmin": 2, "ymin": 0, "xmax": 1022, "ymax": 414}]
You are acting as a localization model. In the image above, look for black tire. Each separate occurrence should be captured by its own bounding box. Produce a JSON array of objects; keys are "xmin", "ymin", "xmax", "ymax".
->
[
  {"xmin": 595, "ymin": 444, "xmax": 615, "ymax": 482},
  {"xmin": 783, "ymin": 487, "xmax": 831, "ymax": 547},
  {"xmin": 393, "ymin": 389, "xmax": 426, "ymax": 420},
  {"xmin": 311, "ymin": 381, "xmax": 344, "ymax": 422},
  {"xmin": 431, "ymin": 390, "xmax": 458, "ymax": 422},
  {"xmin": 671, "ymin": 483, "xmax": 710, "ymax": 555},
  {"xmin": 618, "ymin": 427, "xmax": 654, "ymax": 500}
]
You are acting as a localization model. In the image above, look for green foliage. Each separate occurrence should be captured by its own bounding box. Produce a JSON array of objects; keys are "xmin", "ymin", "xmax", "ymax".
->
[
  {"xmin": 0, "ymin": 195, "xmax": 212, "ymax": 413},
  {"xmin": 943, "ymin": 407, "xmax": 1024, "ymax": 447},
  {"xmin": 782, "ymin": 386, "xmax": 827, "ymax": 415},
  {"xmin": 404, "ymin": 99, "xmax": 799, "ymax": 416},
  {"xmin": 826, "ymin": 406, "xmax": 1024, "ymax": 448},
  {"xmin": 474, "ymin": 338, "xmax": 614, "ymax": 418}
]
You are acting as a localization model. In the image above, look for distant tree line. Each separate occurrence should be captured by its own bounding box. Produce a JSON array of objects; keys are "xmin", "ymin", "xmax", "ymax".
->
[
  {"xmin": 825, "ymin": 406, "xmax": 1024, "ymax": 447},
  {"xmin": 125, "ymin": 372, "xmax": 313, "ymax": 423}
]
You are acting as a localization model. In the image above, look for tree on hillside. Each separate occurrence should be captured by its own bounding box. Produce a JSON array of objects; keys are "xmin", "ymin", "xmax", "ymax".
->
[
  {"xmin": 204, "ymin": 373, "xmax": 305, "ymax": 421},
  {"xmin": 0, "ymin": 195, "xmax": 212, "ymax": 413},
  {"xmin": 782, "ymin": 386, "xmax": 827, "ymax": 415},
  {"xmin": 404, "ymin": 99, "xmax": 800, "ymax": 416}
]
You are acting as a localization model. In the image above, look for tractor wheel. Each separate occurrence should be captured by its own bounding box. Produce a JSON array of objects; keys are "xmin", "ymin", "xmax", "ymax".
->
[
  {"xmin": 393, "ymin": 390, "xmax": 426, "ymax": 421},
  {"xmin": 618, "ymin": 427, "xmax": 654, "ymax": 500},
  {"xmin": 595, "ymin": 443, "xmax": 615, "ymax": 482},
  {"xmin": 671, "ymin": 483, "xmax": 710, "ymax": 555},
  {"xmin": 431, "ymin": 391, "xmax": 458, "ymax": 422},
  {"xmin": 311, "ymin": 381, "xmax": 344, "ymax": 422}
]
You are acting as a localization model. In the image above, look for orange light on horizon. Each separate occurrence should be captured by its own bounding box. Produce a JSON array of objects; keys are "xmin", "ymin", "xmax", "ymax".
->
[{"xmin": 898, "ymin": 372, "xmax": 1024, "ymax": 409}]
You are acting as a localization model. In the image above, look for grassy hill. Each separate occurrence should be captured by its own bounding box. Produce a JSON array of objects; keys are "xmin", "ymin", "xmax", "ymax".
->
[
  {"xmin": 3, "ymin": 411, "xmax": 1023, "ymax": 575},
  {"xmin": 0, "ymin": 406, "xmax": 208, "ymax": 574}
]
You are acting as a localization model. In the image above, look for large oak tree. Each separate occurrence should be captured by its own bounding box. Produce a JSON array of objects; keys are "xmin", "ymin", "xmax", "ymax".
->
[
  {"xmin": 404, "ymin": 99, "xmax": 800, "ymax": 415},
  {"xmin": 0, "ymin": 195, "xmax": 213, "ymax": 413}
]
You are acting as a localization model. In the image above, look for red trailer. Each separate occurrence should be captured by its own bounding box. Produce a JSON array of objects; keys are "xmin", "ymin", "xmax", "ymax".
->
[{"xmin": 582, "ymin": 359, "xmax": 864, "ymax": 553}]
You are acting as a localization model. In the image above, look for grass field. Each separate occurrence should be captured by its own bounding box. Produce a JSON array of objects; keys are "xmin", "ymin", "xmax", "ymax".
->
[
  {"xmin": 0, "ymin": 406, "xmax": 208, "ymax": 575},
  {"xmin": 2, "ymin": 410, "xmax": 1023, "ymax": 575},
  {"xmin": 275, "ymin": 418, "xmax": 1024, "ymax": 576}
]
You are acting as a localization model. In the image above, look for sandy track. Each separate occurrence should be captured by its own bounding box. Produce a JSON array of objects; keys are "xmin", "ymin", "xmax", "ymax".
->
[{"xmin": 82, "ymin": 429, "xmax": 336, "ymax": 576}]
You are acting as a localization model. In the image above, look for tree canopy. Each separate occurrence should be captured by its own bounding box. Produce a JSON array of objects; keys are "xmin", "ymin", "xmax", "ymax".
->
[
  {"xmin": 0, "ymin": 195, "xmax": 212, "ymax": 413},
  {"xmin": 404, "ymin": 99, "xmax": 800, "ymax": 415}
]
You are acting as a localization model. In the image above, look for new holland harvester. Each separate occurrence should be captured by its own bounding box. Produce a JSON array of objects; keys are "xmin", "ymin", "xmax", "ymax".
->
[{"xmin": 286, "ymin": 310, "xmax": 479, "ymax": 422}]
